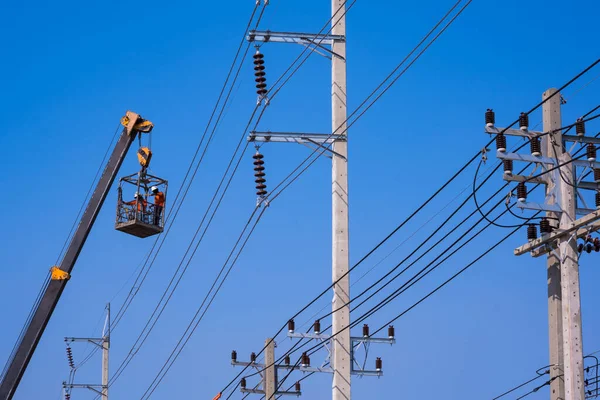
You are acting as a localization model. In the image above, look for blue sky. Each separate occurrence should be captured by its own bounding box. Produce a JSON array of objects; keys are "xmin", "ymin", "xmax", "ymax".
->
[{"xmin": 1, "ymin": 1, "xmax": 599, "ymax": 399}]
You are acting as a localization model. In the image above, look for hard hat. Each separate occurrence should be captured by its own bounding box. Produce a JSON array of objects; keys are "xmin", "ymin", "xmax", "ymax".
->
[
  {"xmin": 151, "ymin": 186, "xmax": 158, "ymax": 193},
  {"xmin": 134, "ymin": 192, "xmax": 139, "ymax": 198}
]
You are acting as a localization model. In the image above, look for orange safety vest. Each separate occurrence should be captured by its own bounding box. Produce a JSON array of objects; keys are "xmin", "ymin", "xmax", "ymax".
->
[
  {"xmin": 154, "ymin": 192, "xmax": 165, "ymax": 207},
  {"xmin": 138, "ymin": 198, "xmax": 147, "ymax": 211}
]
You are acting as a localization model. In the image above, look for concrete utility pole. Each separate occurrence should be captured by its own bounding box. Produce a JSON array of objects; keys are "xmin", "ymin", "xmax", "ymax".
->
[
  {"xmin": 542, "ymin": 89, "xmax": 566, "ymax": 400},
  {"xmin": 63, "ymin": 304, "xmax": 111, "ymax": 399},
  {"xmin": 264, "ymin": 339, "xmax": 276, "ymax": 400},
  {"xmin": 330, "ymin": 0, "xmax": 351, "ymax": 399},
  {"xmin": 102, "ymin": 304, "xmax": 110, "ymax": 400},
  {"xmin": 485, "ymin": 89, "xmax": 598, "ymax": 400}
]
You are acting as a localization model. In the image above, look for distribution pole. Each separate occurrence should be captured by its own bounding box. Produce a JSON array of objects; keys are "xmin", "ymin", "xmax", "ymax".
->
[
  {"xmin": 542, "ymin": 89, "xmax": 566, "ymax": 400},
  {"xmin": 264, "ymin": 339, "xmax": 276, "ymax": 400},
  {"xmin": 102, "ymin": 304, "xmax": 110, "ymax": 400},
  {"xmin": 331, "ymin": 0, "xmax": 350, "ymax": 399}
]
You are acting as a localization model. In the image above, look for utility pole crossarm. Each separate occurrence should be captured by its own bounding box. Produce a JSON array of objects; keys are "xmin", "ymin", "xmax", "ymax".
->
[{"xmin": 514, "ymin": 209, "xmax": 600, "ymax": 256}]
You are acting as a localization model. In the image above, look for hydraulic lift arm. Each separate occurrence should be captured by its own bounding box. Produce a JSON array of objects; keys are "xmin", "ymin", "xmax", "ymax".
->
[{"xmin": 0, "ymin": 111, "xmax": 153, "ymax": 400}]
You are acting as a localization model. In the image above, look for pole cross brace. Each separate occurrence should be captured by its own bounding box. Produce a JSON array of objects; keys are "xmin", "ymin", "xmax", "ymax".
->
[
  {"xmin": 241, "ymin": 388, "xmax": 266, "ymax": 395},
  {"xmin": 352, "ymin": 370, "xmax": 383, "ymax": 377},
  {"xmin": 248, "ymin": 131, "xmax": 345, "ymax": 144},
  {"xmin": 241, "ymin": 388, "xmax": 300, "ymax": 397},
  {"xmin": 515, "ymin": 209, "xmax": 600, "ymax": 256},
  {"xmin": 287, "ymin": 332, "xmax": 331, "ymax": 340},
  {"xmin": 516, "ymin": 200, "xmax": 562, "ymax": 213},
  {"xmin": 232, "ymin": 361, "xmax": 266, "ymax": 368},
  {"xmin": 249, "ymin": 131, "xmax": 347, "ymax": 159},
  {"xmin": 247, "ymin": 30, "xmax": 345, "ymax": 45},
  {"xmin": 497, "ymin": 151, "xmax": 556, "ymax": 165},
  {"xmin": 503, "ymin": 173, "xmax": 547, "ymax": 185},
  {"xmin": 278, "ymin": 365, "xmax": 334, "ymax": 374},
  {"xmin": 562, "ymin": 135, "xmax": 600, "ymax": 145},
  {"xmin": 350, "ymin": 337, "xmax": 396, "ymax": 345},
  {"xmin": 485, "ymin": 125, "xmax": 544, "ymax": 138},
  {"xmin": 247, "ymin": 30, "xmax": 346, "ymax": 59}
]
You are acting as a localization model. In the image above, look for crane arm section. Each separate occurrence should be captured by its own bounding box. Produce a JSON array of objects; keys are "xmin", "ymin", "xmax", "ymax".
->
[{"xmin": 0, "ymin": 111, "xmax": 152, "ymax": 400}]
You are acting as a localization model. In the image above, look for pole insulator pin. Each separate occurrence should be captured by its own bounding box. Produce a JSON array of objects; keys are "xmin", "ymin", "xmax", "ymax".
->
[
  {"xmin": 576, "ymin": 118, "xmax": 585, "ymax": 137},
  {"xmin": 485, "ymin": 109, "xmax": 495, "ymax": 127},
  {"xmin": 530, "ymin": 137, "xmax": 541, "ymax": 157},
  {"xmin": 363, "ymin": 324, "xmax": 369, "ymax": 338},
  {"xmin": 527, "ymin": 224, "xmax": 537, "ymax": 241},
  {"xmin": 519, "ymin": 112, "xmax": 529, "ymax": 131},
  {"xmin": 503, "ymin": 159, "xmax": 513, "ymax": 175},
  {"xmin": 496, "ymin": 134, "xmax": 506, "ymax": 153},
  {"xmin": 517, "ymin": 182, "xmax": 527, "ymax": 202},
  {"xmin": 540, "ymin": 218, "xmax": 552, "ymax": 234},
  {"xmin": 587, "ymin": 143, "xmax": 597, "ymax": 162}
]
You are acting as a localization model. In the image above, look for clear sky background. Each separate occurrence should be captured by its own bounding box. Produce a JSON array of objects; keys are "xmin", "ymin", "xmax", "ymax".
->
[{"xmin": 1, "ymin": 1, "xmax": 599, "ymax": 399}]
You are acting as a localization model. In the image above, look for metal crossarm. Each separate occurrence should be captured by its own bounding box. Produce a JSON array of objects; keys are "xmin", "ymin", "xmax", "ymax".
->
[{"xmin": 247, "ymin": 30, "xmax": 345, "ymax": 45}]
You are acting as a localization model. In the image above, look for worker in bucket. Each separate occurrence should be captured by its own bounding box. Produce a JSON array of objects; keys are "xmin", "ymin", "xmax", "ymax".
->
[{"xmin": 150, "ymin": 186, "xmax": 165, "ymax": 226}]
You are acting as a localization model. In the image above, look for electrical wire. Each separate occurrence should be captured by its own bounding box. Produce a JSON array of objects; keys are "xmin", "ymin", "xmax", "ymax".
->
[
  {"xmin": 110, "ymin": 1, "xmax": 263, "ymax": 332},
  {"xmin": 86, "ymin": 3, "xmax": 267, "ymax": 396},
  {"xmin": 218, "ymin": 56, "xmax": 600, "ymax": 396}
]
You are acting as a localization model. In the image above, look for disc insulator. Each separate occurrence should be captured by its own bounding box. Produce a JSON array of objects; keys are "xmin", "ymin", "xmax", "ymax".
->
[
  {"xmin": 253, "ymin": 152, "xmax": 267, "ymax": 197},
  {"xmin": 594, "ymin": 169, "xmax": 600, "ymax": 183},
  {"xmin": 363, "ymin": 324, "xmax": 369, "ymax": 337},
  {"xmin": 576, "ymin": 118, "xmax": 585, "ymax": 136},
  {"xmin": 241, "ymin": 377, "xmax": 247, "ymax": 389},
  {"xmin": 519, "ymin": 112, "xmax": 529, "ymax": 131},
  {"xmin": 231, "ymin": 350, "xmax": 237, "ymax": 362},
  {"xmin": 253, "ymin": 51, "xmax": 268, "ymax": 96},
  {"xmin": 375, "ymin": 357, "xmax": 382, "ymax": 371},
  {"xmin": 517, "ymin": 182, "xmax": 527, "ymax": 202},
  {"xmin": 313, "ymin": 320, "xmax": 321, "ymax": 334},
  {"xmin": 250, "ymin": 352, "xmax": 256, "ymax": 363},
  {"xmin": 496, "ymin": 134, "xmax": 506, "ymax": 152},
  {"xmin": 295, "ymin": 381, "xmax": 301, "ymax": 392},
  {"xmin": 527, "ymin": 224, "xmax": 537, "ymax": 241},
  {"xmin": 288, "ymin": 319, "xmax": 295, "ymax": 333},
  {"xmin": 596, "ymin": 192, "xmax": 600, "ymax": 209},
  {"xmin": 485, "ymin": 109, "xmax": 495, "ymax": 127}
]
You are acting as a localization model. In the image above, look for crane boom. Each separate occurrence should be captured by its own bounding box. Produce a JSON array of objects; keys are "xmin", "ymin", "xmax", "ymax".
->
[{"xmin": 0, "ymin": 111, "xmax": 152, "ymax": 400}]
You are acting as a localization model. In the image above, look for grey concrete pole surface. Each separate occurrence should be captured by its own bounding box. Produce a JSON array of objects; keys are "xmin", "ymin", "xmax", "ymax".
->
[
  {"xmin": 265, "ymin": 339, "xmax": 276, "ymax": 399},
  {"xmin": 331, "ymin": 0, "xmax": 350, "ymax": 399},
  {"xmin": 542, "ymin": 88, "xmax": 566, "ymax": 400},
  {"xmin": 102, "ymin": 304, "xmax": 110, "ymax": 399}
]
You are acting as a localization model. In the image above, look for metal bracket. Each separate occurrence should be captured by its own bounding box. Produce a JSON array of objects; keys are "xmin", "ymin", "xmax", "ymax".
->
[
  {"xmin": 515, "ymin": 209, "xmax": 600, "ymax": 256},
  {"xmin": 248, "ymin": 131, "xmax": 347, "ymax": 159},
  {"xmin": 516, "ymin": 200, "xmax": 562, "ymax": 213},
  {"xmin": 247, "ymin": 30, "xmax": 346, "ymax": 59},
  {"xmin": 497, "ymin": 150, "xmax": 556, "ymax": 165},
  {"xmin": 485, "ymin": 125, "xmax": 544, "ymax": 138}
]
